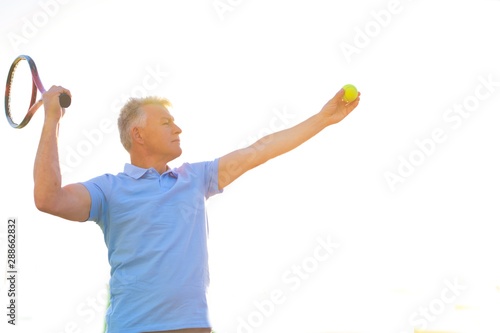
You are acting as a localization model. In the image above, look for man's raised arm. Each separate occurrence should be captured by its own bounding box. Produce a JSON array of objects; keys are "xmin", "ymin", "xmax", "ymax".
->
[
  {"xmin": 33, "ymin": 86, "xmax": 91, "ymax": 222},
  {"xmin": 218, "ymin": 87, "xmax": 361, "ymax": 189}
]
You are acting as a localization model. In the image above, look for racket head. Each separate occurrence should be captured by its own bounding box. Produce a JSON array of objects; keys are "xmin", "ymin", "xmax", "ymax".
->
[{"xmin": 4, "ymin": 55, "xmax": 41, "ymax": 129}]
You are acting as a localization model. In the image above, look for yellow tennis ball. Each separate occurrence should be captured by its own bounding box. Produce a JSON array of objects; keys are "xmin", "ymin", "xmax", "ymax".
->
[{"xmin": 343, "ymin": 84, "xmax": 358, "ymax": 103}]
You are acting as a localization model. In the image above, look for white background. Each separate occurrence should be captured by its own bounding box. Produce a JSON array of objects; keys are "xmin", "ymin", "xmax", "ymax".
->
[{"xmin": 1, "ymin": 0, "xmax": 500, "ymax": 332}]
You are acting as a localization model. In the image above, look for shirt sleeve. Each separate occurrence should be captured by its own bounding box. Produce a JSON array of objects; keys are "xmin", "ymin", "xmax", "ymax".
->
[
  {"xmin": 79, "ymin": 175, "xmax": 108, "ymax": 225},
  {"xmin": 204, "ymin": 158, "xmax": 224, "ymax": 198}
]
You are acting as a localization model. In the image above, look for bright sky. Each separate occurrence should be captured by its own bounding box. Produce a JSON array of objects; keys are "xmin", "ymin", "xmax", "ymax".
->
[{"xmin": 1, "ymin": 1, "xmax": 500, "ymax": 333}]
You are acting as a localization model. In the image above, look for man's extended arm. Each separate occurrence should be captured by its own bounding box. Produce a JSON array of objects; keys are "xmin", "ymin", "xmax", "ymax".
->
[
  {"xmin": 33, "ymin": 86, "xmax": 91, "ymax": 222},
  {"xmin": 218, "ymin": 87, "xmax": 360, "ymax": 189}
]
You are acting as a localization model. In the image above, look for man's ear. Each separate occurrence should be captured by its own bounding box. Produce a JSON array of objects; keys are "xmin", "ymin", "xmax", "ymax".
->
[{"xmin": 131, "ymin": 126, "xmax": 144, "ymax": 146}]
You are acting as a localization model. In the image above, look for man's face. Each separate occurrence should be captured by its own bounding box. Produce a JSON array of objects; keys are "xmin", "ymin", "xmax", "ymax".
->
[{"xmin": 138, "ymin": 104, "xmax": 182, "ymax": 161}]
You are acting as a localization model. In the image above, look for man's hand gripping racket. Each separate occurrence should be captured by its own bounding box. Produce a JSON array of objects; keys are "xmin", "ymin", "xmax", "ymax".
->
[{"xmin": 4, "ymin": 55, "xmax": 71, "ymax": 129}]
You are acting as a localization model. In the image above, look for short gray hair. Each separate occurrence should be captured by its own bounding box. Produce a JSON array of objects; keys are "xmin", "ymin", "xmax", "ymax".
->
[{"xmin": 117, "ymin": 96, "xmax": 172, "ymax": 151}]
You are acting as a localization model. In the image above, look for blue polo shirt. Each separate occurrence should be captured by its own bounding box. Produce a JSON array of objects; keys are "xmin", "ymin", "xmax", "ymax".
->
[{"xmin": 81, "ymin": 159, "xmax": 223, "ymax": 333}]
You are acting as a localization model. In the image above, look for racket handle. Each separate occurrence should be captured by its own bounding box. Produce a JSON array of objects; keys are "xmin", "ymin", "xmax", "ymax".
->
[{"xmin": 59, "ymin": 93, "xmax": 71, "ymax": 108}]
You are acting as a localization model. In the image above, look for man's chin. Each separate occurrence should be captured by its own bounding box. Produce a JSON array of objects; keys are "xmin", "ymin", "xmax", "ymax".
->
[{"xmin": 170, "ymin": 148, "xmax": 182, "ymax": 160}]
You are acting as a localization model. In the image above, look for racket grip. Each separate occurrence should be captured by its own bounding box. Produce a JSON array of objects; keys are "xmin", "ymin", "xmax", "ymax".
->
[{"xmin": 59, "ymin": 93, "xmax": 71, "ymax": 108}]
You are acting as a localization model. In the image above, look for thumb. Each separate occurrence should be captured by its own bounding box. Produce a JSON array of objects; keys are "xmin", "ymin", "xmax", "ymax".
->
[{"xmin": 334, "ymin": 87, "xmax": 345, "ymax": 101}]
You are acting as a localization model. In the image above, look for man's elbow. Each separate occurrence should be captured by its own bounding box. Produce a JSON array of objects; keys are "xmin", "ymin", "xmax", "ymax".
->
[
  {"xmin": 33, "ymin": 184, "xmax": 90, "ymax": 222},
  {"xmin": 34, "ymin": 192, "xmax": 59, "ymax": 215},
  {"xmin": 34, "ymin": 196, "xmax": 52, "ymax": 214}
]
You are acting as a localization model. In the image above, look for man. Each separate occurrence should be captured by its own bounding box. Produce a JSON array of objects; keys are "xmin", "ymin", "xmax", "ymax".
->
[{"xmin": 34, "ymin": 85, "xmax": 360, "ymax": 333}]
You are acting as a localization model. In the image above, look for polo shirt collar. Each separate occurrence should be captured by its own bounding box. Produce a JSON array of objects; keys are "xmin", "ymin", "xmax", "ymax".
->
[{"xmin": 124, "ymin": 163, "xmax": 178, "ymax": 179}]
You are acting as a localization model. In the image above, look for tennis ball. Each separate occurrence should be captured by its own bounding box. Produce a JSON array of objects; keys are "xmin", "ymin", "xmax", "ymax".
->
[{"xmin": 342, "ymin": 84, "xmax": 358, "ymax": 103}]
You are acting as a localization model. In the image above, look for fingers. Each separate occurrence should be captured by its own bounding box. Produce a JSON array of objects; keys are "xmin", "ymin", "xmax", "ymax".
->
[
  {"xmin": 339, "ymin": 88, "xmax": 361, "ymax": 119},
  {"xmin": 334, "ymin": 87, "xmax": 361, "ymax": 106},
  {"xmin": 346, "ymin": 98, "xmax": 360, "ymax": 112},
  {"xmin": 334, "ymin": 87, "xmax": 346, "ymax": 102},
  {"xmin": 45, "ymin": 85, "xmax": 71, "ymax": 98},
  {"xmin": 344, "ymin": 91, "xmax": 361, "ymax": 107},
  {"xmin": 347, "ymin": 95, "xmax": 361, "ymax": 111},
  {"xmin": 43, "ymin": 86, "xmax": 71, "ymax": 107},
  {"xmin": 42, "ymin": 85, "xmax": 71, "ymax": 121},
  {"xmin": 328, "ymin": 87, "xmax": 353, "ymax": 109}
]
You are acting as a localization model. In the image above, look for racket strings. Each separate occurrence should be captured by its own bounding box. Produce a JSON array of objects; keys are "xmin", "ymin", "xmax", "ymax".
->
[
  {"xmin": 5, "ymin": 55, "xmax": 70, "ymax": 129},
  {"xmin": 5, "ymin": 59, "xmax": 38, "ymax": 128}
]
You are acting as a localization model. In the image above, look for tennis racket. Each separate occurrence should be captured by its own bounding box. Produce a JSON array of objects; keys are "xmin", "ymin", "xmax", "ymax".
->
[{"xmin": 5, "ymin": 55, "xmax": 71, "ymax": 129}]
